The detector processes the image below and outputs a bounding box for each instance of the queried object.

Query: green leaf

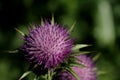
[34,76,38,80]
[14,28,25,36]
[19,71,32,80]
[97,71,107,75]
[68,56,79,64]
[68,21,76,32]
[93,54,101,61]
[29,23,35,29]
[67,56,85,68]
[52,71,56,77]
[68,56,78,62]
[41,17,44,25]
[40,74,47,80]
[4,50,19,54]
[72,44,91,51]
[70,61,85,68]
[71,51,90,56]
[64,67,80,80]
[51,13,54,26]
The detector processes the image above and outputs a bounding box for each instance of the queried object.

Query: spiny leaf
[64,67,80,80]
[19,71,32,80]
[97,71,107,75]
[68,56,81,63]
[93,54,100,61]
[68,57,85,68]
[51,13,54,26]
[14,28,25,36]
[70,61,85,68]
[71,51,90,56]
[41,17,44,25]
[4,50,19,54]
[68,21,76,32]
[29,23,37,30]
[72,44,91,51]
[68,56,78,62]
[60,57,80,68]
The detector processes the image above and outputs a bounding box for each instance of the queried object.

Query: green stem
[48,70,52,80]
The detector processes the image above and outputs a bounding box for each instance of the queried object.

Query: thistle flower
[55,55,97,80]
[21,21,73,69]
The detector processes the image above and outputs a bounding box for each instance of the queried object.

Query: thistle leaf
[29,23,37,30]
[72,44,91,51]
[68,57,85,68]
[19,71,32,80]
[68,56,78,62]
[64,67,80,80]
[97,71,107,75]
[70,61,85,68]
[14,28,25,36]
[51,13,54,26]
[68,21,76,32]
[41,17,44,25]
[4,50,19,54]
[71,51,90,56]
[93,54,100,61]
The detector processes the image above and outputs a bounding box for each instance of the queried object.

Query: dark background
[0,0,120,80]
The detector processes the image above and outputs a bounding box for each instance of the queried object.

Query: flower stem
[48,70,52,80]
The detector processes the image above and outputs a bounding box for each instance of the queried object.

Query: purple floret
[21,22,73,69]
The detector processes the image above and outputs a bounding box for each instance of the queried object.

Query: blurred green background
[0,0,120,80]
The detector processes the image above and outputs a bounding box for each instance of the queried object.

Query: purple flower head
[55,55,97,80]
[21,21,73,69]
